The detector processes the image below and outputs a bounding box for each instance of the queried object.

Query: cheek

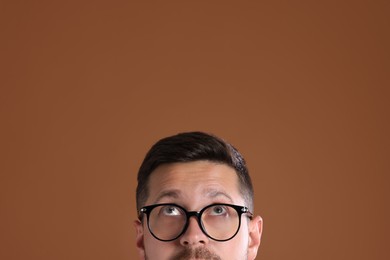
[143,232,177,260]
[228,226,250,253]
[210,229,250,258]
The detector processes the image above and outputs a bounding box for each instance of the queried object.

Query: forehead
[146,161,244,206]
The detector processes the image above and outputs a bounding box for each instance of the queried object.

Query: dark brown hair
[136,132,254,211]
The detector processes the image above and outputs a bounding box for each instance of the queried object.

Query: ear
[134,220,146,260]
[247,215,263,260]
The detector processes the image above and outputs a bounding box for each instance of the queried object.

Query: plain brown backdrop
[1,1,389,259]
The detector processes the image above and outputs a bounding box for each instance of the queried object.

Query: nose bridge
[186,211,204,233]
[188,211,201,223]
[180,210,208,245]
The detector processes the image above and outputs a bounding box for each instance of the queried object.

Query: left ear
[247,215,263,260]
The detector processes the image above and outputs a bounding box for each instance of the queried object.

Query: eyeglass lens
[148,204,240,241]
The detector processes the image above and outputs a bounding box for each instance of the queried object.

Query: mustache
[170,247,221,260]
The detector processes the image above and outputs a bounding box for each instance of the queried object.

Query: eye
[209,205,227,216]
[160,205,182,216]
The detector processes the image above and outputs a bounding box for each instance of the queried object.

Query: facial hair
[169,247,222,260]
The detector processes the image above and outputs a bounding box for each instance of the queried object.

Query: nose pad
[179,215,209,246]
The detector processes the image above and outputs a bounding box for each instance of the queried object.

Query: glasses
[139,203,253,242]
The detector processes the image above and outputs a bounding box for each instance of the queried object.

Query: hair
[136,131,254,212]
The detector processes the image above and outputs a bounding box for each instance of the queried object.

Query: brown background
[1,1,389,259]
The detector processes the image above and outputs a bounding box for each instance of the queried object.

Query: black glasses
[139,203,253,242]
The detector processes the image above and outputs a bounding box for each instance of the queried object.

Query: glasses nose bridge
[183,210,206,237]
[186,210,202,224]
[185,210,206,231]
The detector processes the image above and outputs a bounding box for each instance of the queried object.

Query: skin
[134,161,263,260]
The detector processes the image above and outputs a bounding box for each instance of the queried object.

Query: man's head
[134,132,262,260]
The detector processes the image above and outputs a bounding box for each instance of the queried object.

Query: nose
[179,216,209,246]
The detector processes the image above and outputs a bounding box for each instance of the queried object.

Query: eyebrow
[204,189,234,203]
[153,189,182,204]
[153,188,234,204]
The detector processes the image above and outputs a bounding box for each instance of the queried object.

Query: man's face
[134,161,262,260]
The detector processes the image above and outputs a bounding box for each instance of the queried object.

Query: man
[134,132,263,260]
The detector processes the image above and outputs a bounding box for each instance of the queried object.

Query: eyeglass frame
[139,203,253,242]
